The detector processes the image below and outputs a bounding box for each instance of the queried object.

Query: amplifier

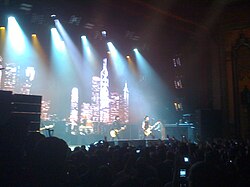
[164,124,195,142]
[0,91,42,131]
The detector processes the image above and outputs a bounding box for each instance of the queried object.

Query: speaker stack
[0,90,42,132]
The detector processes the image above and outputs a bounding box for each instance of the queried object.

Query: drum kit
[78,119,94,135]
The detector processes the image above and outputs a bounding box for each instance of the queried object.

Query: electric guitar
[40,125,54,131]
[110,125,126,138]
[143,123,158,136]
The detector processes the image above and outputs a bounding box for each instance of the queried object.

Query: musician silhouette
[110,116,122,140]
[142,115,155,139]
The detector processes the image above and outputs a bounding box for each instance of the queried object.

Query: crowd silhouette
[1,118,250,186]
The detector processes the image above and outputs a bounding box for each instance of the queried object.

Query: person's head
[188,161,223,187]
[144,116,150,121]
[115,116,120,121]
[33,137,69,168]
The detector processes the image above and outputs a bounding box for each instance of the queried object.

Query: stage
[49,123,196,146]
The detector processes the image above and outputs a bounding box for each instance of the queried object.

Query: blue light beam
[5,16,38,67]
[50,27,72,82]
[7,17,26,54]
[107,42,128,77]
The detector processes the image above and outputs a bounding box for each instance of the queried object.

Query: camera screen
[180,169,186,177]
[136,149,140,153]
[184,157,189,162]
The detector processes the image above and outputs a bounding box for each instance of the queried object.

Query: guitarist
[111,116,122,140]
[142,115,155,139]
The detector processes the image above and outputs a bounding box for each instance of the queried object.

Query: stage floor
[68,138,168,150]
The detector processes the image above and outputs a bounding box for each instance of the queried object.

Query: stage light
[80,30,100,93]
[133,48,138,52]
[50,26,72,80]
[107,41,131,80]
[8,16,15,21]
[133,48,154,76]
[81,35,87,39]
[5,16,38,70]
[81,36,89,54]
[81,34,99,64]
[0,26,6,43]
[81,36,91,55]
[126,54,137,77]
[31,32,47,67]
[51,27,65,51]
[101,30,107,37]
[81,35,87,43]
[55,19,84,62]
[133,47,168,91]
[0,26,5,44]
[7,16,26,54]
[107,42,116,55]
[107,42,119,61]
[47,15,57,29]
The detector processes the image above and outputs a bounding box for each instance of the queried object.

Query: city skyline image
[69,58,129,125]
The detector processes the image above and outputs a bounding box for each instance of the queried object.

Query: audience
[1,119,250,186]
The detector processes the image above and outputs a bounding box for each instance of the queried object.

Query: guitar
[40,125,54,131]
[143,123,158,136]
[110,125,126,138]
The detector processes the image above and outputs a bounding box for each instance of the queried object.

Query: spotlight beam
[7,17,26,54]
[133,49,170,118]
[107,42,127,77]
[55,20,82,65]
[5,16,36,67]
[50,27,73,82]
[81,35,100,73]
